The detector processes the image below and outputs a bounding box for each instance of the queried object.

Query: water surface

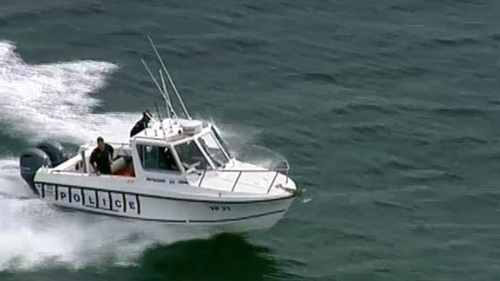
[1,0,500,280]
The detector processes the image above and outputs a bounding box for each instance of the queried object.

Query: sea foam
[0,41,207,271]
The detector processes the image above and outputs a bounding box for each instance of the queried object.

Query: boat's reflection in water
[136,234,280,281]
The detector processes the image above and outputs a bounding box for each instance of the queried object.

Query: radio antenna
[147,35,191,119]
[141,58,177,118]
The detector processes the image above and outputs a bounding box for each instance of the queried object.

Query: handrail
[210,159,290,174]
[197,164,290,194]
[231,171,243,192]
[207,168,289,173]
[266,172,279,194]
[197,169,207,187]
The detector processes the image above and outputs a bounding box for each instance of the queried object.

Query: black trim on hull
[57,206,288,224]
[35,181,295,204]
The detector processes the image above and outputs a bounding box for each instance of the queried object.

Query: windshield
[198,132,229,167]
[175,141,210,172]
[212,127,232,158]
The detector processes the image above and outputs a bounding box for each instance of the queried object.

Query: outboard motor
[37,141,68,167]
[20,148,52,195]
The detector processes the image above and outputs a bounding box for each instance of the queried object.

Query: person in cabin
[90,137,114,175]
[130,110,153,137]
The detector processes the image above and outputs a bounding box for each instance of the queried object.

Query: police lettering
[44,184,140,215]
[129,201,136,210]
[87,196,96,206]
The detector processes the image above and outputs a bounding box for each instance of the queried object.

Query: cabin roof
[130,118,210,146]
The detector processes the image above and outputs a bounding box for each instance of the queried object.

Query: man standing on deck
[90,137,114,175]
[130,110,152,137]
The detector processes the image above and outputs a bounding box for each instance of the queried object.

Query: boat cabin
[129,118,233,178]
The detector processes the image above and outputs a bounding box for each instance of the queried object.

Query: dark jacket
[130,119,149,137]
[90,144,114,174]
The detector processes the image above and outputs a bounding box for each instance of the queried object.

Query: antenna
[159,69,174,128]
[155,102,167,139]
[141,58,178,118]
[147,35,191,120]
[159,69,174,118]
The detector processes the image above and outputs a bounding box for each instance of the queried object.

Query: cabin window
[136,145,179,172]
[198,132,229,167]
[175,141,210,171]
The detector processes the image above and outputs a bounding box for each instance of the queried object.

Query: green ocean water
[1,0,500,280]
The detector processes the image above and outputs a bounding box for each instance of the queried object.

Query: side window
[137,145,179,172]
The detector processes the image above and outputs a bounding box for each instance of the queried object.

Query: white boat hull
[33,181,294,233]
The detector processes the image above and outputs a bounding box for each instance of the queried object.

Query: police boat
[18,38,298,233]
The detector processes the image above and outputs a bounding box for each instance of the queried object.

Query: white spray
[0,41,209,271]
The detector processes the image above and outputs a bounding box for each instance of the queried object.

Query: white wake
[0,41,207,271]
[0,41,137,143]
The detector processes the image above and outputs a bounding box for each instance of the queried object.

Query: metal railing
[196,165,290,194]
